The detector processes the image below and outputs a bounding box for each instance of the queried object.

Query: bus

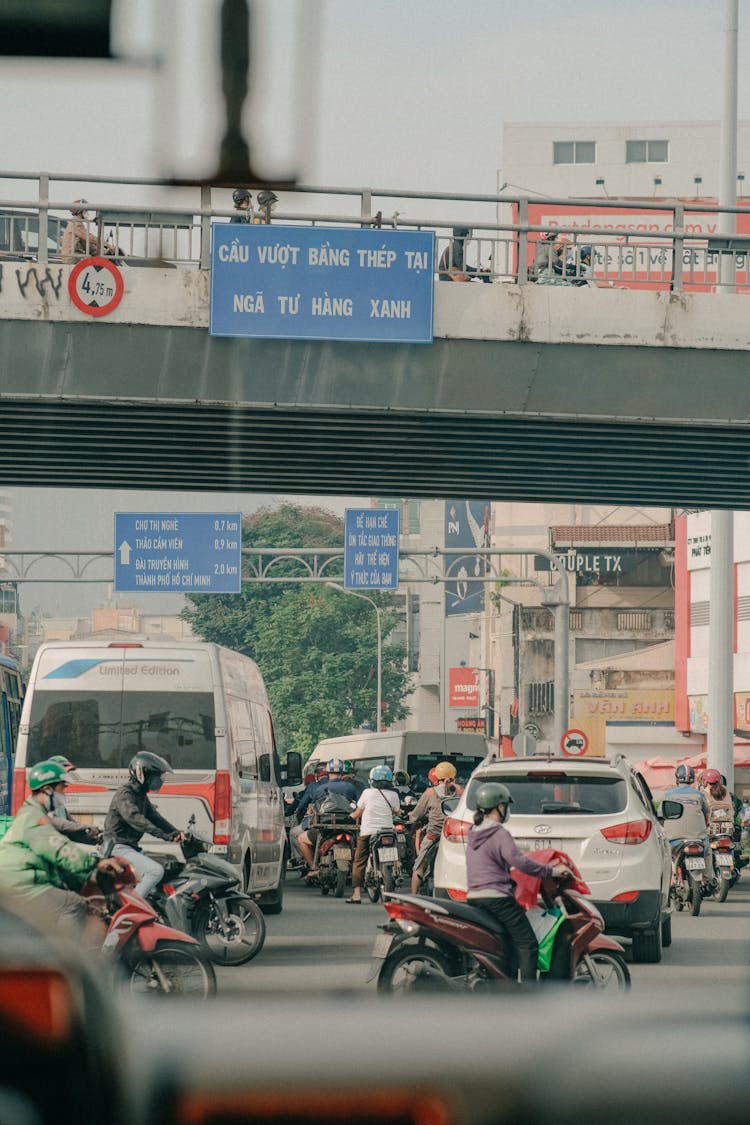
[0,653,24,815]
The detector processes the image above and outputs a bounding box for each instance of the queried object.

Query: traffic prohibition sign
[68,256,124,317]
[560,728,589,756]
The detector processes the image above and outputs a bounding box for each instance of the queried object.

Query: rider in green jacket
[0,759,121,942]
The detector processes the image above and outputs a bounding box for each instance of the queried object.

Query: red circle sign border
[560,728,589,756]
[68,256,124,317]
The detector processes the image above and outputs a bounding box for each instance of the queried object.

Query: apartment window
[553,140,596,165]
[626,139,669,163]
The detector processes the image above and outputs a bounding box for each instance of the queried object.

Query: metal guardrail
[3,170,750,292]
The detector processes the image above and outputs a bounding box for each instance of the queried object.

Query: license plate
[517,838,563,852]
[333,846,351,861]
[715,853,734,866]
[685,857,705,870]
[378,847,399,863]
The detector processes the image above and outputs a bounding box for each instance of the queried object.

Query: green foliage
[181,505,412,758]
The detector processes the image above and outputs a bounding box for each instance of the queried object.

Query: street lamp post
[326,583,382,729]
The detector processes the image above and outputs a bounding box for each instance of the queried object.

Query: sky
[1,0,748,619]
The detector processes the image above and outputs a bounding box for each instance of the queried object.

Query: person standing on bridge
[438,227,491,282]
[61,200,102,262]
[231,188,255,223]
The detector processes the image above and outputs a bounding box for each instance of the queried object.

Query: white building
[502,120,750,200]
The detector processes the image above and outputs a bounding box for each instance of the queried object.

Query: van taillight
[11,768,26,814]
[213,770,232,845]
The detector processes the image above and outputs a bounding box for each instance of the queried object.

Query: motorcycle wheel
[194,899,266,966]
[573,952,630,993]
[334,868,348,898]
[124,943,216,998]
[717,875,731,903]
[377,945,454,995]
[689,876,702,916]
[382,864,395,894]
[365,864,380,903]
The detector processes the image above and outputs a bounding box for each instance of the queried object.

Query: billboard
[449,666,479,708]
[444,500,491,616]
[517,199,750,293]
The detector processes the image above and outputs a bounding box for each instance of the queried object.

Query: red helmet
[703,768,721,785]
[428,767,439,787]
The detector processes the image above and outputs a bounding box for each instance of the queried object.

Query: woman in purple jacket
[466,782,570,983]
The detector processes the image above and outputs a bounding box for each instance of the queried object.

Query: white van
[307,730,491,792]
[12,639,287,913]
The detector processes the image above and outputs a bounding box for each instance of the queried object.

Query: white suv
[433,754,678,963]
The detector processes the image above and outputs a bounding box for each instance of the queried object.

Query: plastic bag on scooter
[526,905,565,973]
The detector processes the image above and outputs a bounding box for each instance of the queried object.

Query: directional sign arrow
[119,540,132,565]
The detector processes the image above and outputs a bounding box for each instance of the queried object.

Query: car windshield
[465,772,628,815]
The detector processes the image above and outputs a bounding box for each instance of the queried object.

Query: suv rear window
[466,772,627,815]
[26,690,216,770]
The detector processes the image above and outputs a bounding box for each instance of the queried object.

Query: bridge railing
[3,170,750,292]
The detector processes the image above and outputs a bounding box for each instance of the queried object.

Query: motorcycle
[670,838,705,916]
[363,826,403,903]
[150,820,266,966]
[82,861,216,998]
[313,814,359,898]
[369,873,630,995]
[706,808,738,902]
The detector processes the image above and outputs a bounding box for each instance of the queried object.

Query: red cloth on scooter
[512,848,589,909]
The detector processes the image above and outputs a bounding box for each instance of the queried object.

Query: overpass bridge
[1,172,750,506]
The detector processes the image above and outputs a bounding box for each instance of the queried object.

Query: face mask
[52,790,68,813]
[37,789,54,812]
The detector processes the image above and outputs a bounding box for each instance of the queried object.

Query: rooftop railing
[2,170,750,293]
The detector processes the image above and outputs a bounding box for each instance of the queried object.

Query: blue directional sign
[344,508,400,590]
[210,224,434,343]
[114,513,242,594]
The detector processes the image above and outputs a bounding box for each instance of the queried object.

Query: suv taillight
[600,819,652,845]
[213,770,232,845]
[443,817,470,842]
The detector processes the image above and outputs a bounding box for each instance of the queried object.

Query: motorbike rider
[662,764,713,881]
[466,782,571,983]
[346,764,401,903]
[343,759,366,797]
[293,758,360,878]
[102,751,184,899]
[408,762,463,894]
[0,759,125,943]
[43,754,102,844]
[703,768,734,824]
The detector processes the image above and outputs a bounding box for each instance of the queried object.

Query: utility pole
[708,0,739,791]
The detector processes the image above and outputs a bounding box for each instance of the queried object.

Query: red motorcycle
[83,861,217,998]
[369,867,630,995]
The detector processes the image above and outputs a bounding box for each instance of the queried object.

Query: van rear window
[407,754,485,792]
[26,690,216,770]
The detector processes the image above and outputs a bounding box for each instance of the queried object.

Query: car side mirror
[441,796,460,815]
[660,798,683,821]
[284,751,303,787]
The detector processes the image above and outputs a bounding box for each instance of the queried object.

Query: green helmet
[28,760,69,791]
[343,760,354,772]
[49,754,75,772]
[474,782,513,813]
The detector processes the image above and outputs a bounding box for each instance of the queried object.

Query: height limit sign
[344,508,399,590]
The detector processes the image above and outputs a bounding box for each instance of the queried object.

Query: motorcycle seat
[433,898,512,939]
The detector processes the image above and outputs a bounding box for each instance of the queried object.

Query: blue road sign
[114,513,242,594]
[210,224,434,343]
[344,508,399,590]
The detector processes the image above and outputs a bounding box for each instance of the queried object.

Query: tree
[181,505,412,757]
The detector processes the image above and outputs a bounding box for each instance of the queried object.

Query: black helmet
[257,189,278,208]
[675,764,695,785]
[474,781,513,813]
[233,188,252,206]
[453,226,470,239]
[129,751,173,790]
